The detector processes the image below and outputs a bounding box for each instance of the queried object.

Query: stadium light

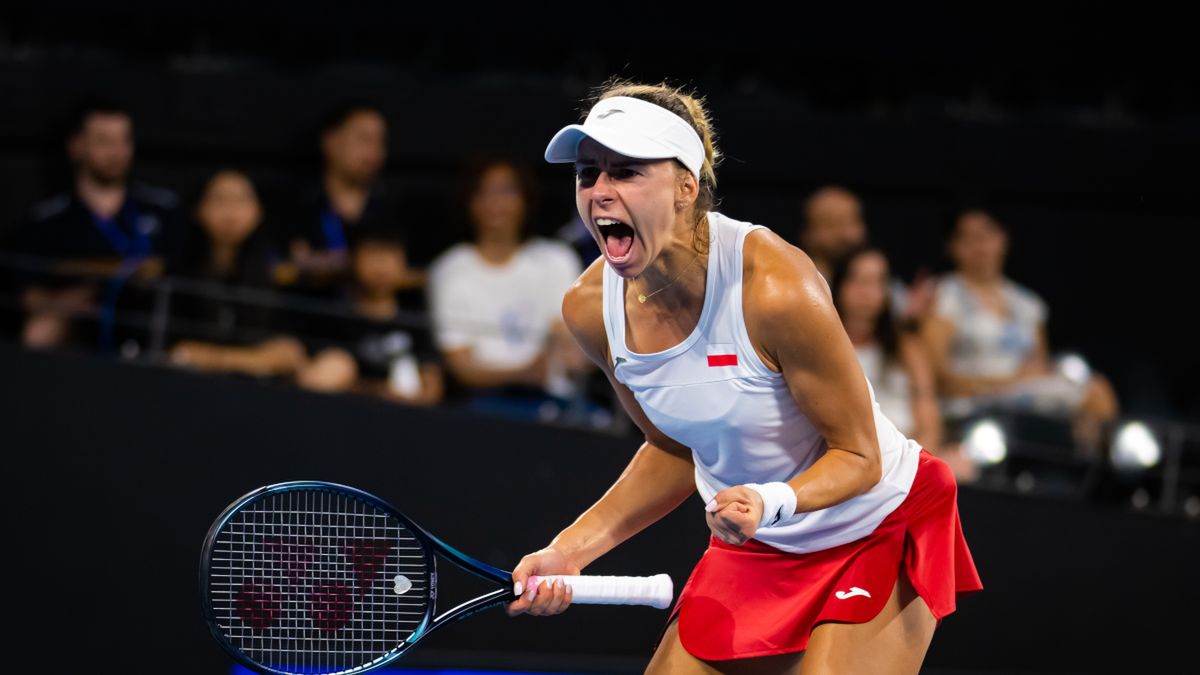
[963,418,1007,466]
[1056,352,1092,385]
[1110,421,1162,471]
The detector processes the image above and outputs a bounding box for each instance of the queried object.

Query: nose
[588,169,617,204]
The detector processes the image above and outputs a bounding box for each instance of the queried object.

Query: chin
[93,168,129,185]
[606,255,649,278]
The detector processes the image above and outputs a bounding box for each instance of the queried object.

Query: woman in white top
[830,246,941,451]
[427,156,590,416]
[921,209,1119,451]
[505,79,981,674]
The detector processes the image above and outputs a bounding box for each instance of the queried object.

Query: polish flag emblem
[707,343,738,367]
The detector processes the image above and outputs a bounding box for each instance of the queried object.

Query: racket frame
[200,480,516,675]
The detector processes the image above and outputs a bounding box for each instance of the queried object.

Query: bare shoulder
[742,226,834,321]
[561,255,611,369]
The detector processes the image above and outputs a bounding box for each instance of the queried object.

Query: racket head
[200,481,437,675]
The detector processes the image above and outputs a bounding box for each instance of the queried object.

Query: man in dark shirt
[2,100,179,353]
[282,103,408,291]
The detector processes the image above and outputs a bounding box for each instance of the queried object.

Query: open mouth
[596,218,635,260]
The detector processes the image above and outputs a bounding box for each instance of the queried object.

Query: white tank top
[602,211,922,554]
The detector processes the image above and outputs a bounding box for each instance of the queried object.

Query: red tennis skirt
[655,448,983,660]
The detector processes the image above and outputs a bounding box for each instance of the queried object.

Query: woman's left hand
[705,486,764,545]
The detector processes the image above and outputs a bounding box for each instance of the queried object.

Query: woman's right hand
[504,547,580,617]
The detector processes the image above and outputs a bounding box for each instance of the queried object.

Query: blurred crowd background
[1,7,1196,517]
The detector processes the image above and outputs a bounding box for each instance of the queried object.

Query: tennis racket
[200,481,673,675]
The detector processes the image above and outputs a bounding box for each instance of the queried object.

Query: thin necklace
[636,252,703,304]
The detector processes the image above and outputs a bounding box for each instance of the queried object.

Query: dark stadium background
[1,6,1195,674]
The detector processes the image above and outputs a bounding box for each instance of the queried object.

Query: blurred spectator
[283,103,413,289]
[165,170,306,378]
[294,227,443,406]
[4,99,179,352]
[831,246,943,451]
[921,208,1120,453]
[800,185,936,324]
[427,156,589,420]
[801,186,866,280]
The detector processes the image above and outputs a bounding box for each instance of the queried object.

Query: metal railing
[1,250,1196,517]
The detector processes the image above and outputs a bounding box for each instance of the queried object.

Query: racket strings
[207,489,431,674]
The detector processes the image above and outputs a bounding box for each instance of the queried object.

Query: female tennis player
[506,79,983,674]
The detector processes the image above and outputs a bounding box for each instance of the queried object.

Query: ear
[675,167,699,209]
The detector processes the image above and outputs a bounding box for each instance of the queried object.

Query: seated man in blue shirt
[281,103,412,293]
[3,99,179,353]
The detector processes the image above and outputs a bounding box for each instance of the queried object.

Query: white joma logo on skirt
[835,586,871,600]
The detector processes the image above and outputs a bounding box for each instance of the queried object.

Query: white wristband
[743,482,797,529]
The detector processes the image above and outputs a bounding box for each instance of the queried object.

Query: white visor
[544,95,704,181]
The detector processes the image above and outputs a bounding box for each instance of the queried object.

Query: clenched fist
[704,485,764,546]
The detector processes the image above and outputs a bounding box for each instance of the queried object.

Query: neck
[76,173,126,218]
[325,169,369,195]
[632,214,709,306]
[475,232,520,264]
[354,292,397,319]
[960,268,1001,285]
[210,244,238,275]
[324,171,370,220]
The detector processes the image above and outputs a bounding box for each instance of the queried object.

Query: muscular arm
[544,261,696,571]
[506,262,696,614]
[706,232,888,543]
[751,233,882,511]
[551,436,696,570]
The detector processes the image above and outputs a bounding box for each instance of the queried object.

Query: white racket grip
[526,574,673,609]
